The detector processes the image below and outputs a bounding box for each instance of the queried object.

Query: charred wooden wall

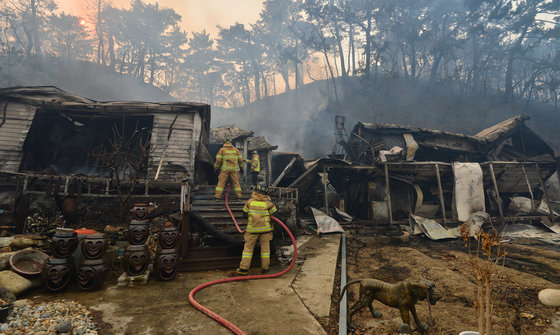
[149,111,207,182]
[0,101,36,172]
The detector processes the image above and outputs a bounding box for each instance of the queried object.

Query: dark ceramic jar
[43,257,74,292]
[77,258,108,291]
[159,226,179,249]
[127,220,150,245]
[154,248,178,281]
[50,228,78,258]
[122,244,150,276]
[130,203,149,220]
[81,233,109,260]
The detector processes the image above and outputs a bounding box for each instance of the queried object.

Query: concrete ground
[39,234,341,335]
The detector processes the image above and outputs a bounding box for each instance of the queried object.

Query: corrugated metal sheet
[0,102,36,172]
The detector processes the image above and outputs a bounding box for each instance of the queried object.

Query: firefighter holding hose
[236,185,277,275]
[214,138,244,201]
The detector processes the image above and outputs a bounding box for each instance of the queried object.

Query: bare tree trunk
[335,26,346,77]
[485,277,492,335]
[428,52,442,87]
[96,0,105,65]
[410,42,416,83]
[30,0,41,56]
[253,67,261,100]
[364,11,372,77]
[323,50,339,103]
[401,47,409,81]
[281,68,291,91]
[149,51,156,85]
[505,27,528,102]
[261,72,268,98]
[478,280,484,335]
[108,33,116,71]
[22,24,34,57]
[347,24,354,76]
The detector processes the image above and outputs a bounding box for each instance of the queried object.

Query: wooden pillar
[557,158,560,210]
[323,166,329,214]
[384,163,393,224]
[434,163,447,227]
[536,163,555,222]
[521,164,535,212]
[63,177,69,195]
[267,150,272,185]
[243,139,248,188]
[489,163,505,225]
[180,177,190,259]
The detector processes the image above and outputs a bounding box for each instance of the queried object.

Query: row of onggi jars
[43,228,109,291]
[43,203,180,292]
[122,203,180,281]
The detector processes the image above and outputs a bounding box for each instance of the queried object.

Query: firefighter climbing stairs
[190,185,251,240]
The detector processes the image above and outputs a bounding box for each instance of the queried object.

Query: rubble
[0,300,98,335]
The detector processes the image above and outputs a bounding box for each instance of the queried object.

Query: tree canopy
[1,0,559,110]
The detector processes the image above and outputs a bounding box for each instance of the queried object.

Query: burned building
[312,115,560,227]
[0,86,210,183]
[0,86,211,232]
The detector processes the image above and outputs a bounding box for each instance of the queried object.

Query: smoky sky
[56,0,265,35]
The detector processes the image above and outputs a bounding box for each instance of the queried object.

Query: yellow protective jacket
[249,154,260,172]
[214,142,243,172]
[243,192,277,233]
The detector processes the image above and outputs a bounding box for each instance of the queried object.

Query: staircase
[190,185,252,241]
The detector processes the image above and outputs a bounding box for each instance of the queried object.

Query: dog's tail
[331,279,363,303]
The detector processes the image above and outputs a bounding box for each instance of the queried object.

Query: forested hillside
[216,76,560,158]
[1,0,559,157]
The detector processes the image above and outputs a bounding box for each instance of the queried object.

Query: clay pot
[154,248,178,281]
[122,244,150,276]
[50,228,78,258]
[42,257,74,292]
[130,203,149,220]
[127,220,150,245]
[9,249,49,278]
[77,258,108,291]
[81,233,109,260]
[159,226,179,249]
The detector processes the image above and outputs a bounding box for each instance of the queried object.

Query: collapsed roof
[210,125,253,143]
[345,115,556,164]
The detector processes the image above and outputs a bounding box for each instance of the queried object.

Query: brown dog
[333,278,442,333]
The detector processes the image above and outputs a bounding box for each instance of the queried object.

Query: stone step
[201,217,247,226]
[194,212,245,220]
[191,207,244,213]
[191,194,251,201]
[191,200,246,206]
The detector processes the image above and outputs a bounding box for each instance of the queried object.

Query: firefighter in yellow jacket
[247,150,260,186]
[236,185,277,275]
[214,139,244,200]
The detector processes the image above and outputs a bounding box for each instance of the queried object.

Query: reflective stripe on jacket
[243,192,277,233]
[214,142,243,171]
[250,155,260,172]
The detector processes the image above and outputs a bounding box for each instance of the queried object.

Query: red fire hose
[188,184,298,335]
[225,184,245,234]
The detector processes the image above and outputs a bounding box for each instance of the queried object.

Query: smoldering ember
[1,1,560,335]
